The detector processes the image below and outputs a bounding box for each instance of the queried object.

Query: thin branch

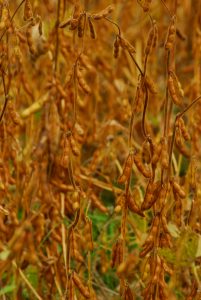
[104,17,121,36]
[0,72,8,123]
[128,51,144,76]
[142,82,149,138]
[12,261,42,300]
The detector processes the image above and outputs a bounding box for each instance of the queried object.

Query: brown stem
[128,51,144,76]
[0,72,8,123]
[142,82,149,138]
[160,0,173,17]
[104,17,121,36]
[164,51,170,137]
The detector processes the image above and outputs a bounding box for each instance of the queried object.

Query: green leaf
[176,228,198,266]
[159,228,199,267]
[25,266,38,289]
[158,247,176,264]
[167,223,180,238]
[0,284,16,296]
[0,249,10,261]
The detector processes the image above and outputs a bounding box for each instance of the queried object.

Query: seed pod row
[88,16,96,39]
[144,21,157,57]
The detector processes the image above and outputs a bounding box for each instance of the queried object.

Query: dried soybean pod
[187,280,198,300]
[73,2,81,20]
[118,151,134,184]
[68,273,75,300]
[124,284,134,300]
[175,127,190,158]
[152,140,162,167]
[165,16,176,50]
[91,194,108,213]
[152,255,162,283]
[71,230,84,263]
[128,195,145,217]
[173,192,182,227]
[161,215,170,237]
[114,194,124,213]
[113,35,120,58]
[144,24,155,56]
[60,135,70,168]
[26,23,36,56]
[152,23,158,48]
[168,74,182,106]
[92,5,114,20]
[133,151,151,178]
[150,214,160,237]
[171,71,184,98]
[142,139,151,164]
[88,16,96,39]
[161,139,169,169]
[143,0,152,12]
[111,238,123,268]
[175,200,182,227]
[133,82,144,113]
[85,218,94,251]
[0,5,9,30]
[38,17,43,36]
[117,238,123,265]
[161,259,173,275]
[78,13,85,38]
[140,241,154,258]
[70,18,79,30]
[7,101,22,126]
[59,18,71,28]
[119,37,136,53]
[158,285,167,300]
[72,272,90,299]
[24,0,33,21]
[145,76,157,94]
[141,181,159,211]
[48,100,60,154]
[178,117,190,141]
[76,66,91,94]
[171,180,186,198]
[111,240,119,268]
[69,135,80,157]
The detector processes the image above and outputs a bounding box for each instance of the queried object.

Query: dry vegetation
[0,0,201,299]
